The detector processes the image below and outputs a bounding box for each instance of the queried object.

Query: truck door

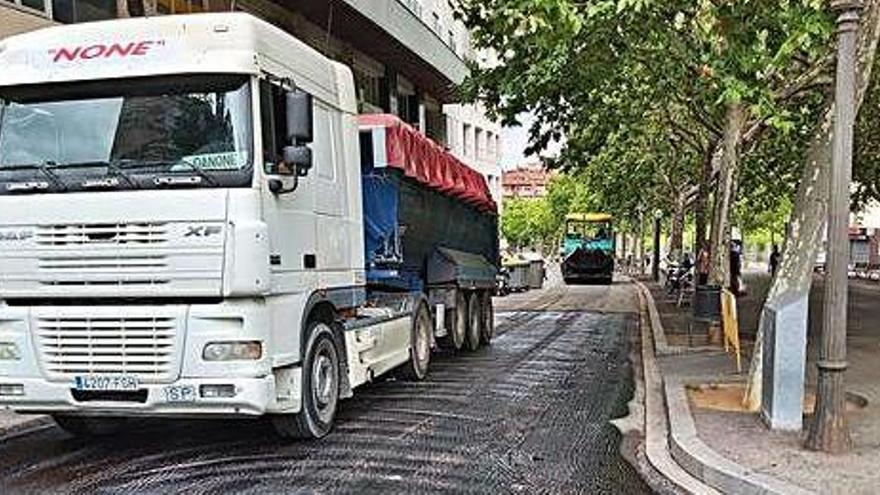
[259,80,317,293]
[311,103,351,278]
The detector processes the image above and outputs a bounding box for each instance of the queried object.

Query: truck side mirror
[283,145,312,176]
[286,90,313,144]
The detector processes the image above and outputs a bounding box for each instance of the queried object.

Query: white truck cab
[0,13,498,439]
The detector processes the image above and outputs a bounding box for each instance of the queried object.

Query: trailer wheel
[480,291,494,345]
[272,321,340,440]
[442,290,467,351]
[52,415,127,437]
[402,300,432,380]
[465,292,482,351]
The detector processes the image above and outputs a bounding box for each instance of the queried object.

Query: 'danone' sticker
[175,151,249,171]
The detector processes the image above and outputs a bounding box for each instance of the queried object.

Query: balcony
[275,0,468,102]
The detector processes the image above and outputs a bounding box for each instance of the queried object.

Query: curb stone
[664,376,814,495]
[635,284,719,495]
[639,282,719,356]
[635,281,815,495]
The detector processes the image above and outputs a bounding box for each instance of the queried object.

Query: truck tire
[443,290,467,351]
[480,291,494,345]
[52,415,127,437]
[402,300,432,380]
[465,292,481,352]
[272,321,340,440]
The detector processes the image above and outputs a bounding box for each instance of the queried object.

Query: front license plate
[74,375,139,391]
[163,385,197,403]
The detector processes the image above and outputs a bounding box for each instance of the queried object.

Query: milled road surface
[0,281,649,494]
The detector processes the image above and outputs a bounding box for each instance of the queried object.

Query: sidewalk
[641,274,880,494]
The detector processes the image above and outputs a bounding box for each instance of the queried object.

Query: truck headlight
[202,341,262,361]
[0,342,21,361]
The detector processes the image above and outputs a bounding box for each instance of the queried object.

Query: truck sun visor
[357,114,498,215]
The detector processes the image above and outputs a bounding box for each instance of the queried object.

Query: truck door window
[259,80,287,174]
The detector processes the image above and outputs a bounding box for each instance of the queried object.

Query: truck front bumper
[0,376,279,417]
[0,300,302,418]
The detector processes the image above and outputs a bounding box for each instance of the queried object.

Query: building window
[475,128,484,160]
[52,0,116,23]
[447,29,456,51]
[463,123,473,158]
[3,0,49,15]
[352,67,382,112]
[431,12,441,34]
[485,131,493,160]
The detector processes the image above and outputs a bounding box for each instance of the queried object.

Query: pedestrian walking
[696,246,710,286]
[769,244,781,277]
[729,240,744,295]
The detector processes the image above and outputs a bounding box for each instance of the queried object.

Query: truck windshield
[0,74,253,193]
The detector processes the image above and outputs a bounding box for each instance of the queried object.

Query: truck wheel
[272,322,340,440]
[402,301,432,380]
[480,291,494,345]
[440,291,466,350]
[452,290,467,350]
[52,415,127,437]
[465,292,481,351]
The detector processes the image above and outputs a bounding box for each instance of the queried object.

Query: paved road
[0,281,649,494]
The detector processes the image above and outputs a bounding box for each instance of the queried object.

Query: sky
[500,113,562,170]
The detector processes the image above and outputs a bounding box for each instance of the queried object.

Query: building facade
[444,103,503,205]
[502,162,554,199]
[0,0,503,195]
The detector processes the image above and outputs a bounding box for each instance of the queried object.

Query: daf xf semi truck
[0,13,499,439]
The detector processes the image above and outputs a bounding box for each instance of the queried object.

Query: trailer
[0,13,498,439]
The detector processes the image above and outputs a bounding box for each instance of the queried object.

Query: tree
[744,0,880,412]
[500,197,557,252]
[453,1,836,265]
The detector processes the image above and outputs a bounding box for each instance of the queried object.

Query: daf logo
[184,225,222,238]
[0,229,33,242]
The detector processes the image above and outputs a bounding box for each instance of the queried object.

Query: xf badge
[184,225,222,237]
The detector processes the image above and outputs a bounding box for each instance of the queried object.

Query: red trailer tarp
[358,114,498,214]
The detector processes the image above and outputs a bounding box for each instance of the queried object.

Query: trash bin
[506,262,530,292]
[527,259,545,289]
[693,285,722,322]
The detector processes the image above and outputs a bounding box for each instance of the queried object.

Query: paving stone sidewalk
[648,273,880,494]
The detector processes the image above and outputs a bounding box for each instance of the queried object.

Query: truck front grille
[37,254,171,287]
[36,222,169,246]
[36,316,178,382]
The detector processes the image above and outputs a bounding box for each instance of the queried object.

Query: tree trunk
[743,0,880,412]
[116,0,130,17]
[694,144,716,252]
[638,214,646,276]
[670,192,686,260]
[708,102,745,287]
[143,0,158,16]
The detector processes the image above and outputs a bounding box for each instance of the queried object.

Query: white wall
[444,102,503,207]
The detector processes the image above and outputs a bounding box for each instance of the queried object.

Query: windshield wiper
[161,159,218,187]
[61,160,140,189]
[2,161,69,192]
[107,158,219,187]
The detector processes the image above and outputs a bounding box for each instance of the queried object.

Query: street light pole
[652,210,662,282]
[806,0,861,454]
